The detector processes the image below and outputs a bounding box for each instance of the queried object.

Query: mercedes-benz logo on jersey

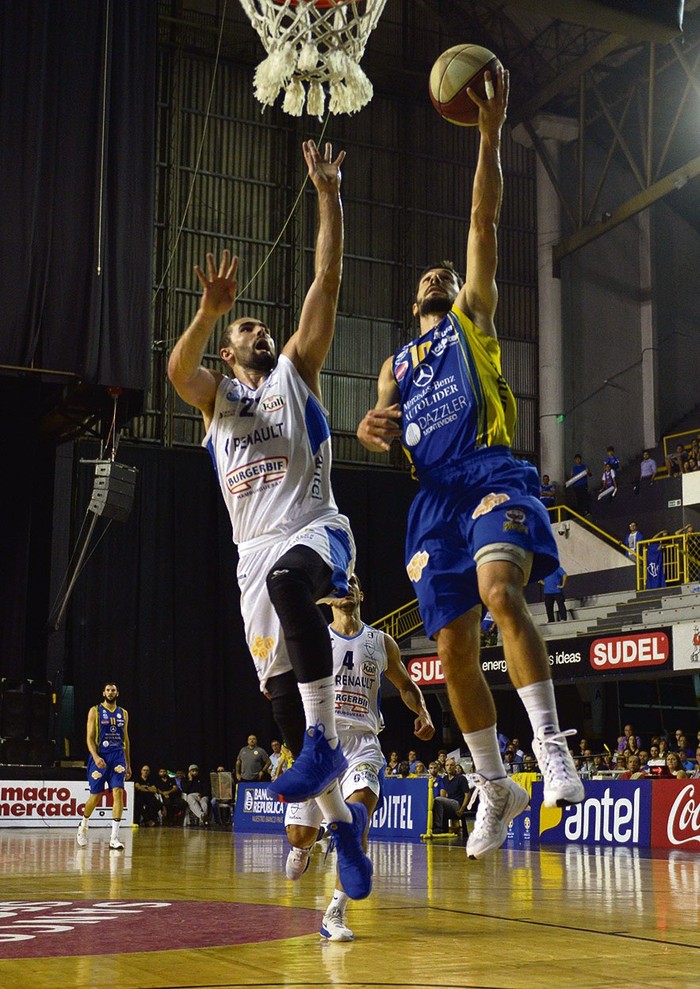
[413,363,434,387]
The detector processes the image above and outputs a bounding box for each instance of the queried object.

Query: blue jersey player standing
[357,64,583,859]
[77,681,132,850]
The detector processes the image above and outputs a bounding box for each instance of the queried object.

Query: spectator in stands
[590,753,610,774]
[617,755,649,780]
[154,767,187,825]
[539,473,556,509]
[624,735,641,759]
[540,566,568,623]
[599,463,617,500]
[134,765,161,827]
[435,750,448,772]
[603,446,620,472]
[384,750,400,777]
[182,764,211,824]
[268,739,284,779]
[682,456,698,474]
[658,737,670,760]
[617,724,642,752]
[666,443,689,477]
[689,746,700,778]
[432,757,470,834]
[235,734,270,782]
[413,761,428,776]
[522,753,538,773]
[428,761,444,800]
[569,454,592,515]
[396,760,414,778]
[663,752,688,779]
[626,521,643,557]
[503,750,517,775]
[634,450,657,493]
[407,749,420,772]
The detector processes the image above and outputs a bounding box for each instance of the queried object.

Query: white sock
[111,819,122,838]
[298,677,339,747]
[517,679,560,737]
[463,726,506,781]
[79,816,89,830]
[327,888,349,915]
[315,780,352,824]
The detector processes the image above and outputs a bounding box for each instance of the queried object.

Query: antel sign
[590,631,669,671]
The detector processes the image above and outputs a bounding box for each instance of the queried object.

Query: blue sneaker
[328,803,373,901]
[267,723,347,803]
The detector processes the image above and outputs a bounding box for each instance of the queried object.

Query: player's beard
[418,293,452,317]
[247,349,276,373]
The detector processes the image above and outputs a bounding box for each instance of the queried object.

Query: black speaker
[0,737,55,766]
[0,680,30,739]
[28,680,54,740]
[88,461,137,522]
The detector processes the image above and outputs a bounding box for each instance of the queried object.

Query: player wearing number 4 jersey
[284,573,434,941]
[168,140,373,900]
[357,65,583,859]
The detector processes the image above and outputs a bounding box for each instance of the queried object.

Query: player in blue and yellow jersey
[76,681,131,850]
[357,64,583,859]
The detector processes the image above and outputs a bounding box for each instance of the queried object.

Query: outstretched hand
[467,63,509,133]
[194,250,239,319]
[303,139,345,192]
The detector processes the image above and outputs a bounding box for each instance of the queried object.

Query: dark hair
[418,260,464,288]
[102,681,118,691]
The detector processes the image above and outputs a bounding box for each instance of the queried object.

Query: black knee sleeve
[265,670,306,757]
[266,547,333,683]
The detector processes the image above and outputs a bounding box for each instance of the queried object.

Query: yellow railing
[663,427,700,462]
[547,505,629,555]
[636,531,700,590]
[373,598,423,641]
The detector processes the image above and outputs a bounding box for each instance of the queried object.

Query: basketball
[429,44,502,126]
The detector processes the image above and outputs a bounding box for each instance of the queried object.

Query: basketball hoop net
[238,0,388,118]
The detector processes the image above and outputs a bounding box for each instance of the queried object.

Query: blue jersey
[94,703,126,754]
[392,306,517,480]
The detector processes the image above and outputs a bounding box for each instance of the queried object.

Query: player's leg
[476,550,583,809]
[435,609,529,858]
[109,782,126,849]
[77,760,108,845]
[266,528,354,804]
[322,744,380,941]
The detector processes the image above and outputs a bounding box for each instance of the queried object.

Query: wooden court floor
[0,825,698,989]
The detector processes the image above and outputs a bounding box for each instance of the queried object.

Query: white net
[238,0,388,118]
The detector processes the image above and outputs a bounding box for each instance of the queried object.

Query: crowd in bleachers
[382,723,700,788]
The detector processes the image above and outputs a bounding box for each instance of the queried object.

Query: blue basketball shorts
[87,748,127,794]
[405,446,559,638]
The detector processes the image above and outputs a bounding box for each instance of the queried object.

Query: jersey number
[240,397,258,418]
[342,650,354,671]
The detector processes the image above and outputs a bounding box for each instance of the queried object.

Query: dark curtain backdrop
[62,442,418,773]
[0,0,155,387]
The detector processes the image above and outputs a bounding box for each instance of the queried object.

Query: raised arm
[454,65,509,339]
[356,356,403,453]
[283,140,345,398]
[384,634,435,741]
[167,251,239,430]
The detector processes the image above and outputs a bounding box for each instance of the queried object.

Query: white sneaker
[109,836,125,850]
[320,906,354,942]
[76,826,88,847]
[465,774,529,859]
[533,727,586,808]
[285,846,311,880]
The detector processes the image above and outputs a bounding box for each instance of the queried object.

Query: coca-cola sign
[652,779,700,849]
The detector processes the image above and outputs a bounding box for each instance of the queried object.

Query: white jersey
[202,355,338,549]
[331,622,389,736]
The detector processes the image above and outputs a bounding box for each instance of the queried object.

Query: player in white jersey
[167,140,371,901]
[284,573,434,941]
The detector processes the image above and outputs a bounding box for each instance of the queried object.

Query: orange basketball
[429,44,502,126]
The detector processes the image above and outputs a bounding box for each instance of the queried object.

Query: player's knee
[286,824,317,848]
[480,579,521,624]
[266,565,314,635]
